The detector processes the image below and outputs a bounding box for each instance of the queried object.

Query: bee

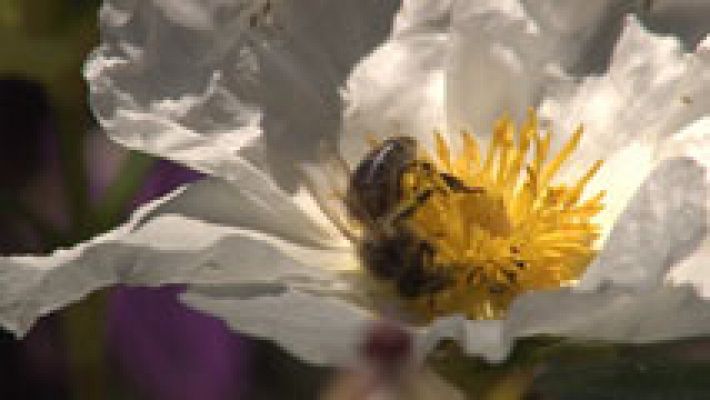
[345,137,482,298]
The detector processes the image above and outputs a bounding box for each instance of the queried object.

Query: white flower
[2,0,710,366]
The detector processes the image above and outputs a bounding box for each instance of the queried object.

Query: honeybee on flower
[1,0,710,368]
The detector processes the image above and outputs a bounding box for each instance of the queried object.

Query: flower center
[384,111,604,320]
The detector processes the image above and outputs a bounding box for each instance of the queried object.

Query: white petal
[447,0,626,138]
[87,0,398,184]
[506,285,710,348]
[669,236,710,297]
[114,215,352,289]
[180,287,372,366]
[340,0,450,165]
[392,0,453,35]
[415,316,508,363]
[147,176,348,249]
[0,175,356,336]
[579,157,707,291]
[341,0,620,160]
[417,285,710,363]
[543,16,709,165]
[543,19,710,290]
[540,16,710,228]
[657,117,710,295]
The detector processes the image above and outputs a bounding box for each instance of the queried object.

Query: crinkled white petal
[415,284,710,363]
[505,285,710,353]
[147,176,348,249]
[180,287,372,366]
[670,236,710,297]
[341,0,625,164]
[0,176,355,337]
[578,157,707,291]
[541,16,709,158]
[657,117,710,295]
[392,0,453,35]
[446,0,628,138]
[447,0,545,137]
[87,0,398,184]
[340,0,449,165]
[415,316,508,363]
[540,17,710,231]
[520,0,625,39]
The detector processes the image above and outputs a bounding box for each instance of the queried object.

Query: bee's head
[345,136,417,223]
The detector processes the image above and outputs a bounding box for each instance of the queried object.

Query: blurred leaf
[0,193,66,247]
[533,355,710,399]
[91,151,155,231]
[429,337,622,399]
[0,0,101,239]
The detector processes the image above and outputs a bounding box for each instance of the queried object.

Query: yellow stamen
[400,112,605,320]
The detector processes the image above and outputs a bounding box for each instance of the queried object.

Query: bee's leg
[380,187,434,231]
[405,160,484,194]
[418,241,451,295]
[438,173,484,194]
[419,240,435,268]
[404,160,435,175]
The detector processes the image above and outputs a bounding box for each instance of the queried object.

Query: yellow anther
[400,112,605,320]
